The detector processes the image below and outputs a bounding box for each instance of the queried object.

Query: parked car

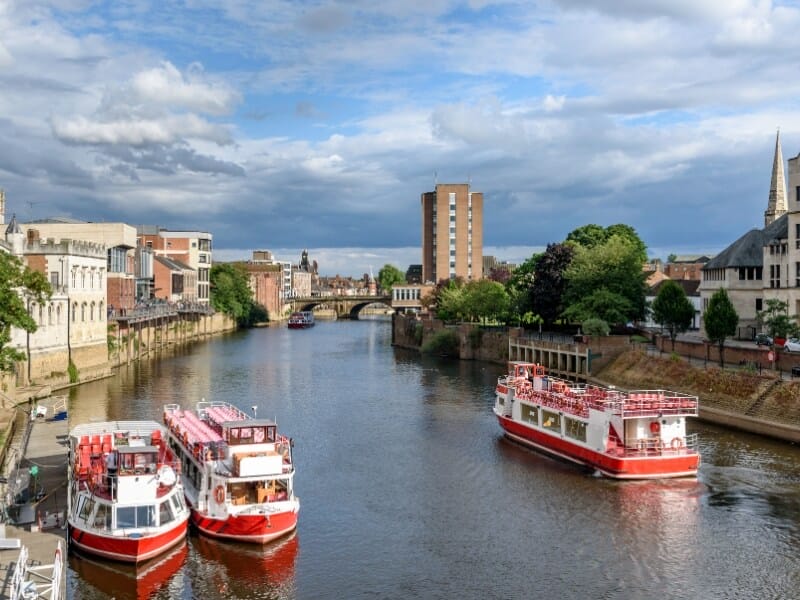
[755,333,773,346]
[783,338,800,352]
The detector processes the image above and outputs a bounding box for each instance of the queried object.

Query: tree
[562,288,633,325]
[210,263,256,326]
[605,224,648,263]
[0,252,51,373]
[758,298,800,340]
[461,279,510,324]
[704,288,739,367]
[563,235,647,323]
[377,264,405,293]
[652,280,695,350]
[565,224,607,249]
[505,253,540,321]
[530,243,574,327]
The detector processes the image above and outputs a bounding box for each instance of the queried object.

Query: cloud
[130,61,240,115]
[52,114,234,146]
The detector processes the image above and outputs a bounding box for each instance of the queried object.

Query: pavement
[0,396,69,599]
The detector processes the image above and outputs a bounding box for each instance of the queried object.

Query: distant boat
[163,400,300,544]
[493,362,700,479]
[67,421,190,563]
[288,311,315,329]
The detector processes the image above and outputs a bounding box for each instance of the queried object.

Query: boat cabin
[221,419,277,446]
[117,445,159,476]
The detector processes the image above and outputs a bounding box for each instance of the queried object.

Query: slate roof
[154,255,194,271]
[5,214,22,235]
[650,278,701,296]
[703,213,787,270]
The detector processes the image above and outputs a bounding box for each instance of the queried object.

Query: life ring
[649,421,661,435]
[670,437,683,450]
[214,484,225,504]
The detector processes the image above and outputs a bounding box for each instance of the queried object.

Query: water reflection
[67,539,188,600]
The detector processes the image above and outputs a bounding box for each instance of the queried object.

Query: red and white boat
[288,311,315,329]
[67,421,190,563]
[163,400,300,543]
[493,362,700,479]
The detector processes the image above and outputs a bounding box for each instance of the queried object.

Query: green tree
[0,252,51,373]
[652,280,695,350]
[605,224,648,263]
[530,243,574,327]
[377,264,405,293]
[435,282,466,323]
[565,224,607,249]
[758,298,800,340]
[210,263,256,326]
[704,288,739,367]
[505,253,540,321]
[461,279,510,324]
[563,235,647,323]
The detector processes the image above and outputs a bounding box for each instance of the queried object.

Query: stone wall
[653,336,791,371]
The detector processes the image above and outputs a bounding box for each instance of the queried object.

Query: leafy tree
[436,284,466,323]
[563,235,647,323]
[565,224,607,249]
[0,252,51,373]
[667,253,677,263]
[210,263,256,326]
[505,253,540,321]
[421,277,464,316]
[530,243,574,327]
[562,288,633,325]
[377,264,406,293]
[582,317,610,336]
[758,298,800,340]
[704,288,739,367]
[605,224,648,263]
[652,280,695,350]
[461,279,510,324]
[487,266,512,285]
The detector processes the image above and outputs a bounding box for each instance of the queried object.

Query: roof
[27,216,87,224]
[4,214,21,235]
[154,255,194,271]
[670,254,713,263]
[650,279,701,296]
[703,214,787,270]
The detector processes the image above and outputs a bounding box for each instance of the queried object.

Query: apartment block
[421,183,483,284]
[137,226,213,303]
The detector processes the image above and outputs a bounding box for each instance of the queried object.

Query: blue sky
[2,0,800,276]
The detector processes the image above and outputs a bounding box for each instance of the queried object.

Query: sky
[2,1,800,276]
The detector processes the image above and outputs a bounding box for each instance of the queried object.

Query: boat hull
[497,414,699,479]
[68,520,188,563]
[190,507,298,544]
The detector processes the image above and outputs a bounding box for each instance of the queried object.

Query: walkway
[0,396,68,599]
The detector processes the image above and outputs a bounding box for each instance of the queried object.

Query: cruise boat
[67,421,190,563]
[163,400,300,543]
[288,311,314,329]
[493,362,700,479]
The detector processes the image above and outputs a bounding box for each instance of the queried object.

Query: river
[65,320,800,599]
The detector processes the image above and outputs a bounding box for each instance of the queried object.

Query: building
[392,284,435,314]
[664,255,713,280]
[21,218,137,312]
[699,131,790,337]
[152,255,197,302]
[240,258,283,319]
[5,210,108,385]
[137,226,213,304]
[405,264,422,284]
[645,279,701,330]
[421,183,483,283]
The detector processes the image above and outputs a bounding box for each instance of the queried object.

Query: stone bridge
[289,295,392,319]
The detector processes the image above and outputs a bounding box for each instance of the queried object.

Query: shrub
[421,329,460,357]
[582,318,610,337]
[67,360,79,384]
[413,323,424,346]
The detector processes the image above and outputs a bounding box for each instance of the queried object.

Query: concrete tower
[5,213,24,255]
[0,189,5,227]
[765,130,787,226]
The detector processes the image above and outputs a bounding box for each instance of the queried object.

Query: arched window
[99,301,105,321]
[90,271,94,289]
[56,304,62,325]
[81,271,86,288]
[81,303,86,322]
[38,304,43,325]
[72,302,77,322]
[90,302,96,321]
[48,304,53,326]
[71,270,77,288]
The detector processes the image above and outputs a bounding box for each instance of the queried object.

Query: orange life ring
[670,437,683,450]
[649,421,661,435]
[214,484,225,504]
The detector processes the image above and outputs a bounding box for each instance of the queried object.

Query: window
[521,404,538,425]
[541,410,561,433]
[107,247,127,273]
[146,240,153,248]
[756,298,763,312]
[50,272,59,287]
[564,417,587,442]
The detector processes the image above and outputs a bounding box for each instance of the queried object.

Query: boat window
[541,410,561,433]
[521,404,538,425]
[159,500,173,525]
[564,418,587,442]
[172,494,186,513]
[93,503,111,530]
[137,505,156,528]
[267,426,276,442]
[117,506,136,528]
[253,427,265,443]
[78,497,94,522]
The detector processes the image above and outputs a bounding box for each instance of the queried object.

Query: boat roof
[222,418,277,428]
[117,445,158,454]
[70,420,163,437]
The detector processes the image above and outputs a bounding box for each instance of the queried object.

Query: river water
[65,320,800,599]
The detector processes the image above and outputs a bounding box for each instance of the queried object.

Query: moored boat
[288,311,314,329]
[67,421,190,563]
[163,400,300,543]
[493,362,700,479]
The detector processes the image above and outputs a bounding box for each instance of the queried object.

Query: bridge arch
[289,295,392,319]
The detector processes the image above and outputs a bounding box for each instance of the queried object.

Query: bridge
[288,295,392,319]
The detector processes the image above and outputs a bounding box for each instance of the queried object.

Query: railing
[112,301,214,321]
[621,433,699,455]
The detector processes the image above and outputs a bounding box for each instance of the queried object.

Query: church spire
[765,129,787,226]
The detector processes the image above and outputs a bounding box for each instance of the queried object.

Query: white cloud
[131,61,240,115]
